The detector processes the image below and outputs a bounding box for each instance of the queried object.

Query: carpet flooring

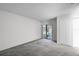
[0,39,79,56]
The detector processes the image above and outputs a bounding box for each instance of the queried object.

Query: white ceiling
[0,3,78,21]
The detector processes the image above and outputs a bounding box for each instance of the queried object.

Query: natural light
[73,18,79,47]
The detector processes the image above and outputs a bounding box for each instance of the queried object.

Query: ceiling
[0,3,78,21]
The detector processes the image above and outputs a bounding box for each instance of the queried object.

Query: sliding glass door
[42,24,52,40]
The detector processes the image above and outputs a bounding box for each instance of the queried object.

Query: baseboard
[0,38,41,52]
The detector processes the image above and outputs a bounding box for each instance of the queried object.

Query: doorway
[42,24,52,40]
[42,24,57,43]
[41,17,57,43]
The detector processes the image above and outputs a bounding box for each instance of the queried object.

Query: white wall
[57,6,79,47]
[0,10,41,51]
[57,13,73,46]
[72,6,79,47]
[73,17,79,47]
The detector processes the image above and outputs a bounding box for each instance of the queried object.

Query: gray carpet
[0,39,79,56]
